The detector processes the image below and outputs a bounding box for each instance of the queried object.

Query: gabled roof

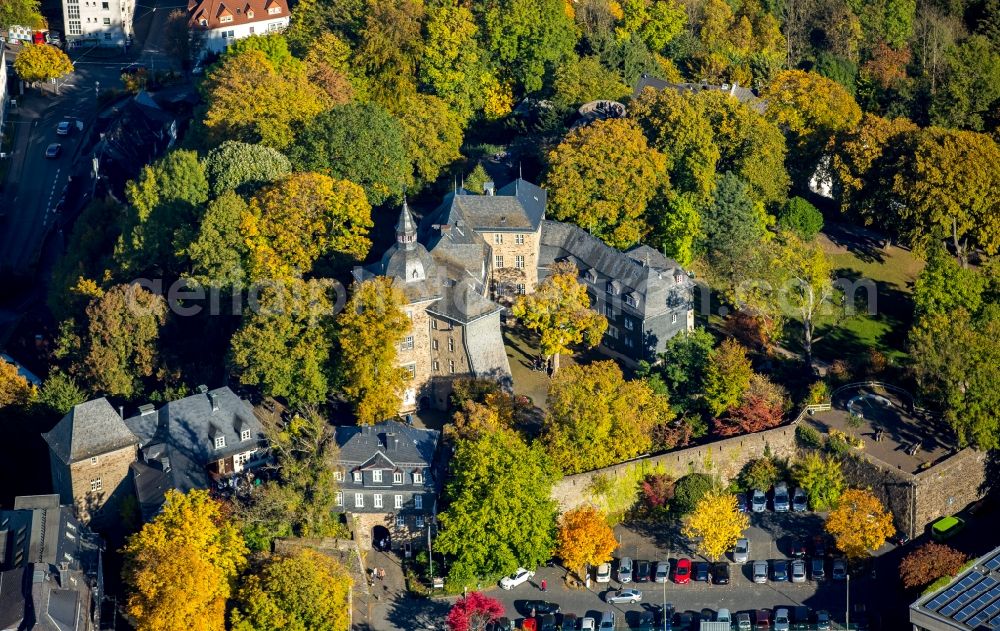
[427,179,546,233]
[336,421,438,468]
[633,74,766,114]
[43,398,139,465]
[187,0,288,29]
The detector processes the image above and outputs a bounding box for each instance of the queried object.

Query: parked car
[789,539,807,558]
[773,482,790,512]
[500,567,534,589]
[560,614,577,630]
[792,487,808,512]
[488,618,514,631]
[522,618,538,631]
[791,559,806,583]
[654,561,669,583]
[852,603,870,631]
[694,561,710,582]
[718,609,732,623]
[673,558,691,584]
[737,612,752,631]
[752,489,767,512]
[636,611,655,631]
[580,617,596,631]
[772,559,789,582]
[734,538,750,564]
[812,536,827,558]
[522,601,560,616]
[815,610,831,631]
[774,608,790,631]
[606,589,642,604]
[810,557,826,581]
[793,607,811,630]
[931,515,966,542]
[753,560,768,583]
[539,614,557,631]
[635,559,651,582]
[595,563,612,583]
[755,609,771,630]
[712,562,731,585]
[737,492,749,513]
[45,143,62,159]
[56,120,72,135]
[599,611,615,631]
[617,556,633,583]
[832,558,847,580]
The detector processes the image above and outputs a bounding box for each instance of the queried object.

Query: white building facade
[188,0,289,58]
[62,0,135,48]
[0,48,8,144]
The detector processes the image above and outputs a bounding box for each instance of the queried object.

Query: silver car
[654,561,669,583]
[751,489,767,512]
[617,556,633,583]
[775,608,791,631]
[734,538,750,564]
[793,487,808,512]
[774,482,790,512]
[599,611,615,631]
[753,560,768,583]
[606,588,642,604]
[791,558,806,583]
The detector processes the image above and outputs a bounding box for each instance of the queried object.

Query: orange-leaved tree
[556,506,618,579]
[825,488,894,559]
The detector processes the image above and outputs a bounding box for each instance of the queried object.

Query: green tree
[232,550,351,631]
[672,472,719,515]
[221,33,298,69]
[80,284,166,398]
[703,338,753,417]
[793,453,846,510]
[0,0,45,30]
[930,35,1000,131]
[202,141,291,197]
[435,428,559,587]
[354,0,424,104]
[511,261,608,371]
[773,232,836,366]
[740,457,780,492]
[551,55,630,109]
[653,193,701,267]
[464,163,490,195]
[395,93,464,188]
[179,192,249,289]
[544,361,674,473]
[545,118,667,248]
[419,2,487,120]
[13,43,73,85]
[618,0,687,53]
[912,245,986,320]
[700,172,769,271]
[778,197,824,240]
[653,327,715,414]
[290,103,410,206]
[35,371,86,416]
[336,278,410,425]
[478,0,577,92]
[243,173,373,281]
[230,279,337,405]
[123,489,247,631]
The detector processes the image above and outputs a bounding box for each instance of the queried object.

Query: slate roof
[336,421,438,468]
[633,74,766,113]
[425,179,546,233]
[0,568,26,630]
[43,398,139,465]
[93,92,177,197]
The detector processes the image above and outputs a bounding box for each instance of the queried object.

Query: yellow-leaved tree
[682,490,749,561]
[0,360,34,408]
[336,277,411,425]
[825,488,895,559]
[511,260,607,372]
[123,489,248,631]
[13,43,73,85]
[556,506,619,579]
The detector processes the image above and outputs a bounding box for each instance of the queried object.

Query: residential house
[92,91,177,197]
[187,0,289,58]
[62,0,135,48]
[334,421,441,551]
[632,74,766,113]
[0,495,104,631]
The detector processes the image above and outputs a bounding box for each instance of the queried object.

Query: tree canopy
[13,44,73,84]
[556,506,618,577]
[825,488,895,558]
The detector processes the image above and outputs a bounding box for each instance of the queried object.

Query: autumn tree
[202,141,291,198]
[899,543,968,590]
[683,491,750,561]
[0,0,45,31]
[436,428,559,588]
[556,506,618,577]
[231,550,351,631]
[419,2,488,120]
[13,43,73,85]
[353,0,424,104]
[478,0,577,93]
[793,453,846,510]
[825,488,895,558]
[446,592,505,631]
[336,278,410,425]
[0,360,33,408]
[447,389,527,442]
[290,103,410,206]
[230,279,337,405]
[511,261,607,371]
[179,192,249,290]
[302,33,356,103]
[80,283,166,398]
[702,339,753,417]
[544,361,673,473]
[201,49,331,150]
[714,374,788,436]
[123,489,247,631]
[551,55,630,109]
[773,232,836,366]
[739,458,780,492]
[395,93,464,188]
[545,119,667,249]
[243,173,373,281]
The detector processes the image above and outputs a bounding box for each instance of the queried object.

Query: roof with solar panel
[910,547,1000,631]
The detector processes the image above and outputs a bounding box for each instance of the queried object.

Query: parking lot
[490,512,874,629]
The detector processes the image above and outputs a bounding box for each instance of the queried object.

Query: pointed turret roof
[396,200,417,247]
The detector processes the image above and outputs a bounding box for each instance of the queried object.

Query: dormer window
[246,8,253,17]
[214,435,225,449]
[625,293,638,308]
[220,13,232,22]
[373,469,382,483]
[334,470,344,482]
[393,471,403,484]
[240,429,251,441]
[586,268,598,283]
[413,471,423,484]
[267,5,280,13]
[353,471,363,483]
[607,280,621,295]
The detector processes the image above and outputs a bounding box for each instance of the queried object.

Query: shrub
[900,543,968,590]
[807,381,831,405]
[739,458,780,492]
[778,196,824,240]
[673,473,719,515]
[796,424,823,449]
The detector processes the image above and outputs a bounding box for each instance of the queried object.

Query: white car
[581,617,596,631]
[753,560,768,584]
[499,567,534,590]
[791,558,807,583]
[595,562,612,583]
[734,538,750,564]
[774,482,790,512]
[751,489,767,512]
[774,607,791,631]
[717,609,732,623]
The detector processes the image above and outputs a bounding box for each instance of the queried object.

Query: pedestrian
[540,579,547,592]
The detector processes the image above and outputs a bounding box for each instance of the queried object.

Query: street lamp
[662,579,667,631]
[846,572,850,630]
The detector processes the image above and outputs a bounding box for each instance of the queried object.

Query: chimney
[58,561,70,587]
[138,403,155,417]
[484,181,495,195]
[208,391,219,412]
[119,406,125,419]
[197,384,208,394]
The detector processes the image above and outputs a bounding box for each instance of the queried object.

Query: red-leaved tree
[899,543,968,589]
[446,591,505,631]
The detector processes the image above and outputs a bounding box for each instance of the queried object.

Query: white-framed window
[395,514,405,528]
[373,470,382,483]
[401,335,414,350]
[607,326,618,339]
[241,429,252,441]
[605,305,613,317]
[353,471,363,483]
[220,13,232,22]
[433,360,440,371]
[416,515,425,528]
[432,339,438,351]
[355,493,364,507]
[625,294,637,308]
[515,234,525,245]
[517,283,526,294]
[68,21,81,34]
[335,491,343,506]
[671,313,678,324]
[449,360,456,374]
[413,472,423,484]
[404,364,416,380]
[90,478,102,492]
[394,494,403,509]
[374,494,383,508]
[624,318,634,331]
[394,471,403,484]
[267,4,280,13]
[266,21,283,31]
[448,337,454,352]
[214,436,225,449]
[247,9,254,18]
[235,452,250,466]
[515,255,525,269]
[494,234,503,244]
[334,470,344,481]
[414,495,423,510]
[494,255,504,268]
[90,456,98,465]
[431,319,438,330]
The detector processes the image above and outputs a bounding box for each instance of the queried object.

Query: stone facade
[551,424,799,513]
[483,227,542,298]
[350,511,429,552]
[51,443,137,525]
[399,300,435,412]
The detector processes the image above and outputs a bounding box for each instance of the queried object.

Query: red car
[672,558,691,584]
